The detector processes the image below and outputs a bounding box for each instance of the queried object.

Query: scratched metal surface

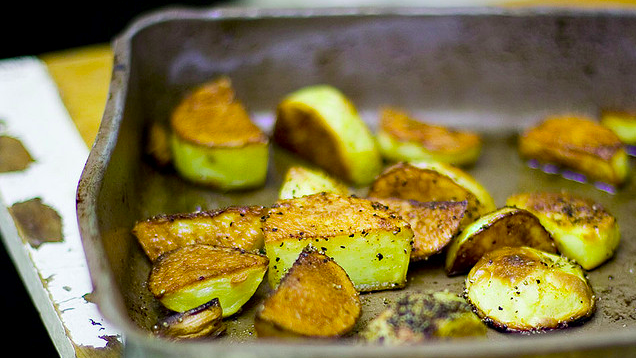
[77,6,636,358]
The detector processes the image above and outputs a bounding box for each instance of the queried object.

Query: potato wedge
[148,244,268,317]
[376,107,482,166]
[170,77,269,190]
[368,161,495,225]
[278,165,349,200]
[152,298,225,340]
[255,245,361,338]
[600,109,636,145]
[370,197,467,261]
[465,246,595,332]
[273,85,382,186]
[362,290,487,344]
[506,192,620,270]
[445,207,557,276]
[132,206,266,261]
[518,115,629,186]
[263,192,413,292]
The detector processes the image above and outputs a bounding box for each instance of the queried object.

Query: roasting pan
[76,6,636,358]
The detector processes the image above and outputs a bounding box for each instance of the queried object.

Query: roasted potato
[518,115,629,186]
[362,290,487,344]
[445,207,557,276]
[370,197,467,261]
[273,85,382,186]
[255,245,361,338]
[148,244,268,317]
[368,161,495,225]
[263,192,413,292]
[506,192,620,270]
[465,246,595,332]
[132,206,266,261]
[152,298,225,340]
[600,109,636,146]
[278,165,349,200]
[376,107,482,166]
[170,77,269,190]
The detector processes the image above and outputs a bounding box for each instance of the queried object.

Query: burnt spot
[0,135,34,172]
[9,197,63,248]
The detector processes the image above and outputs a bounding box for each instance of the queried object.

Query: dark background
[1,1,230,59]
[1,1,227,356]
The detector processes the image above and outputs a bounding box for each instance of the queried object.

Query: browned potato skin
[255,246,361,338]
[518,115,627,186]
[153,298,225,340]
[370,197,467,261]
[445,208,557,276]
[148,244,268,300]
[368,162,486,225]
[170,77,268,147]
[132,206,266,261]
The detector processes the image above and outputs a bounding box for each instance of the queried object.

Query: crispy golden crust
[466,246,595,332]
[371,198,466,261]
[170,77,268,147]
[132,206,267,261]
[445,207,556,276]
[263,192,406,243]
[368,162,489,224]
[518,115,627,185]
[148,244,268,298]
[506,192,614,230]
[379,107,481,155]
[255,246,361,337]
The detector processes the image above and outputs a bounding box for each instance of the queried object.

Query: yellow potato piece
[466,246,595,332]
[278,165,349,200]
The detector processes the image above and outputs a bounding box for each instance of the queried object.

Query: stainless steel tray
[76,6,636,358]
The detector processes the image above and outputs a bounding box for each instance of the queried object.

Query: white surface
[0,57,121,355]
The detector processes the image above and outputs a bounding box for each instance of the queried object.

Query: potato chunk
[600,109,636,145]
[370,197,467,261]
[148,244,268,317]
[132,206,266,261]
[445,207,557,276]
[170,77,269,190]
[368,161,495,225]
[465,246,595,332]
[152,298,225,340]
[506,192,620,270]
[361,290,487,344]
[273,85,382,186]
[518,115,629,186]
[376,107,482,166]
[255,246,361,338]
[263,192,413,292]
[278,165,349,200]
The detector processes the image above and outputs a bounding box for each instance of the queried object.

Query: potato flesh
[466,246,595,332]
[362,291,486,344]
[376,107,482,166]
[132,206,266,261]
[368,161,495,225]
[371,197,466,261]
[273,85,382,186]
[278,165,349,200]
[518,115,629,186]
[445,207,556,276]
[148,244,268,317]
[255,247,361,337]
[169,77,269,190]
[601,110,636,145]
[506,192,620,270]
[263,192,413,292]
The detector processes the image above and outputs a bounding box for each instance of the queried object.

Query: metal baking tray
[76,6,636,358]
